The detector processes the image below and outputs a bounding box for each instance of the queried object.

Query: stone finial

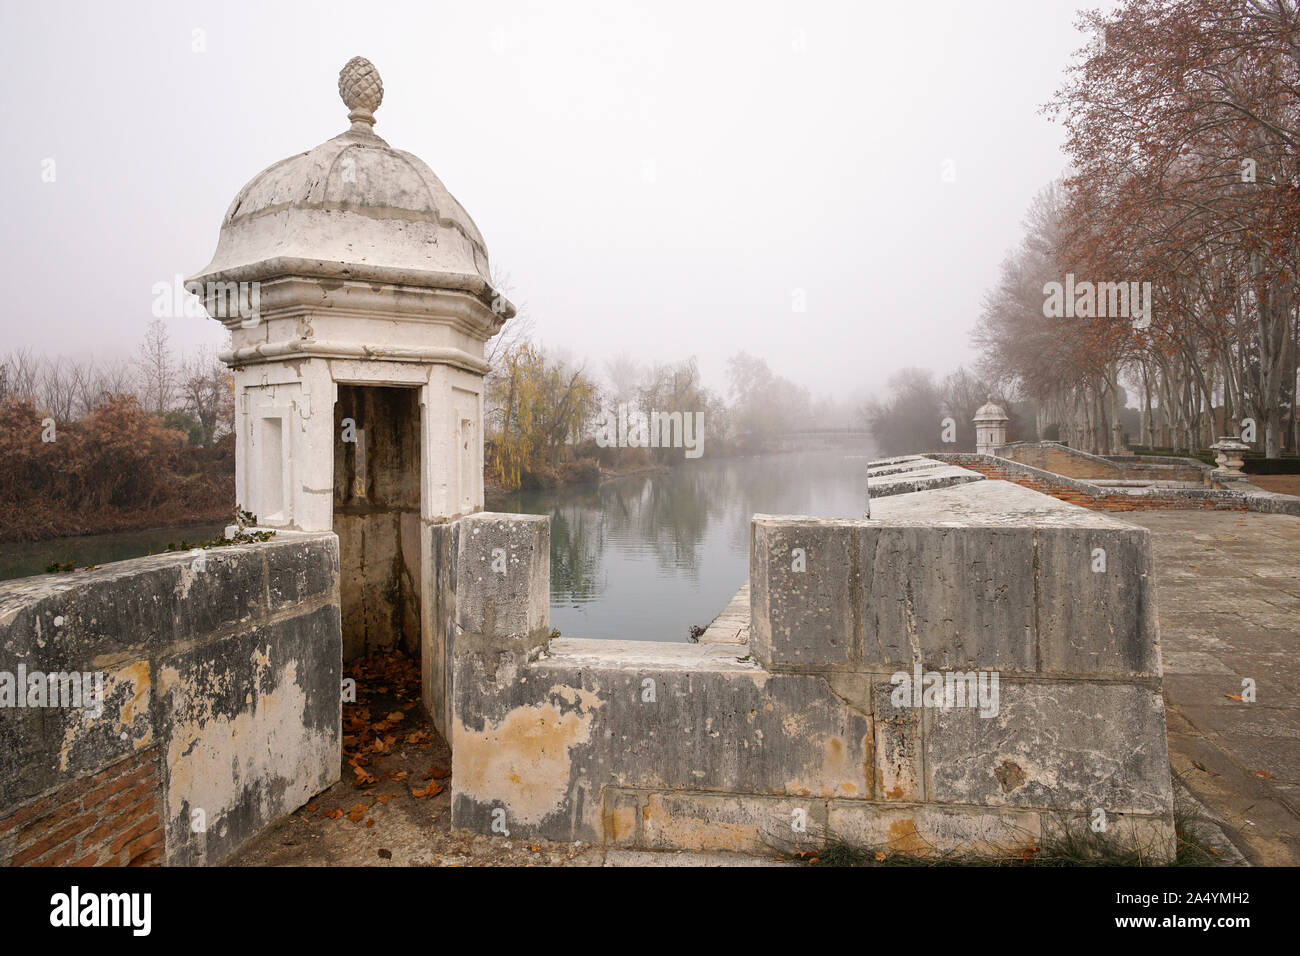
[339,56,384,129]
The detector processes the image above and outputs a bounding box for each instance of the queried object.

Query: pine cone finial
[338,57,384,129]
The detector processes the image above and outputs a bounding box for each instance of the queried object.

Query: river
[501,450,872,641]
[0,451,872,642]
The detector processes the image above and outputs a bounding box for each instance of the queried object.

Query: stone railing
[0,533,342,866]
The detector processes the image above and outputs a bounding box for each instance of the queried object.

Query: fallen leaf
[375,793,399,805]
[412,782,445,799]
[366,818,375,828]
[1225,693,1244,701]
[1256,770,1274,779]
[874,850,887,862]
[425,765,452,780]
[323,809,344,820]
[347,803,370,823]
[530,844,542,853]
[305,804,319,813]
[378,849,392,860]
[386,711,405,723]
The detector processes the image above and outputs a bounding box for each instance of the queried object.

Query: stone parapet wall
[933,452,1300,516]
[0,533,342,866]
[448,487,1177,861]
[992,442,1210,484]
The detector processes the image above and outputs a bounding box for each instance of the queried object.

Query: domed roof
[191,57,494,291]
[973,395,1009,422]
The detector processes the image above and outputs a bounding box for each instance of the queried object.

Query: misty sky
[0,0,1110,403]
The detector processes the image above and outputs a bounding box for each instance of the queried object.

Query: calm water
[501,451,872,642]
[0,522,229,582]
[0,451,871,643]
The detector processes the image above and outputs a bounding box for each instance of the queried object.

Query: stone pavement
[1127,511,1300,865]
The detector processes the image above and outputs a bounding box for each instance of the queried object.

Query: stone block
[266,534,339,611]
[925,680,1173,815]
[1035,526,1158,676]
[158,604,341,866]
[862,525,1036,672]
[750,516,857,669]
[635,791,827,855]
[826,801,1042,857]
[454,513,550,645]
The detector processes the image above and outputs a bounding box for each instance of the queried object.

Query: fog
[0,0,1106,401]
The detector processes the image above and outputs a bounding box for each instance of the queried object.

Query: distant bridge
[769,428,875,452]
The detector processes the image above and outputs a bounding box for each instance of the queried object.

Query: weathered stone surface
[607,790,828,855]
[874,678,924,801]
[160,604,341,866]
[173,548,265,640]
[867,464,986,497]
[0,533,342,866]
[448,479,1177,863]
[750,516,857,668]
[454,512,550,645]
[826,802,1041,857]
[1035,526,1159,676]
[925,681,1173,815]
[452,640,873,843]
[862,525,1037,671]
[267,531,341,610]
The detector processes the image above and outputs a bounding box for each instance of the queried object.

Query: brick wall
[998,443,1120,480]
[0,748,162,867]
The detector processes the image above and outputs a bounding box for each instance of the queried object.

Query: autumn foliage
[978,0,1300,457]
[0,394,233,541]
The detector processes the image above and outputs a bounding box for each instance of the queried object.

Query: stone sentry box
[448,480,1176,861]
[187,57,515,669]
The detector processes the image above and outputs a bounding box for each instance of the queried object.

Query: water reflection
[502,450,872,642]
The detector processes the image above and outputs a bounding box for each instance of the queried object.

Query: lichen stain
[453,684,601,825]
[642,799,753,852]
[116,660,152,739]
[58,659,153,771]
[887,817,926,854]
[602,802,637,844]
[785,735,866,797]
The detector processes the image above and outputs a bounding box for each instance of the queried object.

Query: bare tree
[135,319,177,414]
[178,348,233,445]
[38,356,76,421]
[0,349,40,403]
